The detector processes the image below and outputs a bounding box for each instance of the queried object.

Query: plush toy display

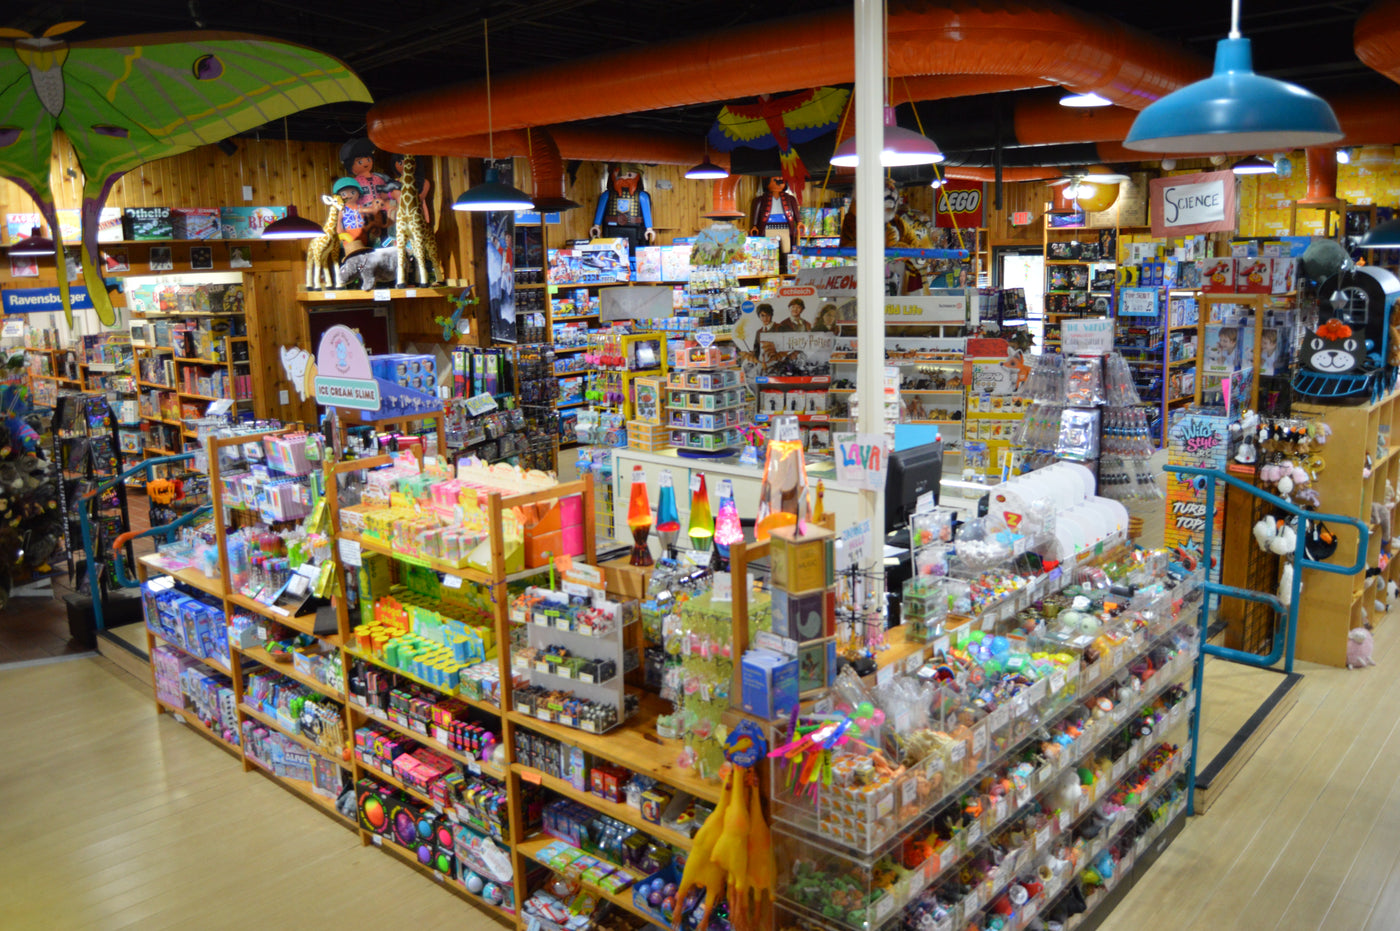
[589,163,654,251]
[1347,621,1376,668]
[339,246,399,291]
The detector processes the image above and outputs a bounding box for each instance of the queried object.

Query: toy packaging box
[219,206,287,239]
[172,208,222,240]
[122,207,172,240]
[1199,258,1235,293]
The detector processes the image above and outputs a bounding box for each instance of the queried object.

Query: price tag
[1112,759,1126,782]
[990,706,1009,732]
[1029,679,1048,703]
[690,474,702,493]
[1050,671,1066,695]
[906,653,925,675]
[949,741,967,765]
[373,288,392,302]
[371,834,382,846]
[433,870,444,883]
[712,571,733,603]
[966,821,983,847]
[964,887,981,914]
[1036,826,1051,850]
[993,796,1007,821]
[467,760,482,776]
[1067,659,1081,682]
[877,663,894,686]
[900,777,918,807]
[443,574,463,589]
[876,794,894,817]
[774,416,800,443]
[338,538,361,567]
[924,753,944,778]
[323,291,337,300]
[971,723,987,756]
[873,895,894,922]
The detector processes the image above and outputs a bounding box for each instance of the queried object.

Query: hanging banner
[933,181,985,228]
[1150,170,1236,237]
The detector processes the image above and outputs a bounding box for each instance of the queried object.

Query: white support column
[854,0,886,535]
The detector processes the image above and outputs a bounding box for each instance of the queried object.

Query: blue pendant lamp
[453,18,535,213]
[1124,0,1342,153]
[1359,220,1400,249]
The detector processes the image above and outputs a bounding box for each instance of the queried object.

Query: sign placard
[883,294,965,325]
[1150,170,1237,237]
[2,286,94,315]
[313,324,381,411]
[833,433,891,491]
[1061,317,1115,354]
[933,181,985,228]
[1118,287,1160,317]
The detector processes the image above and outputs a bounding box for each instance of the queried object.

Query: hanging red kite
[707,87,849,200]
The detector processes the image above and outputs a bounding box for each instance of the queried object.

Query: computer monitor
[884,438,943,534]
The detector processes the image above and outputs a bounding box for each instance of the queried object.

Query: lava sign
[934,181,985,228]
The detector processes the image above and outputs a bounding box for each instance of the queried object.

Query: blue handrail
[1165,464,1369,816]
[75,452,205,626]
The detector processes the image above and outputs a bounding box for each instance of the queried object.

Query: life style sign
[1150,170,1237,237]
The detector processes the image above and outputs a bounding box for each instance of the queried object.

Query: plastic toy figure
[749,175,802,270]
[589,163,654,251]
[339,137,399,248]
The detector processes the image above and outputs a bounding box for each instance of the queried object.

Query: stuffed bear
[1347,622,1376,669]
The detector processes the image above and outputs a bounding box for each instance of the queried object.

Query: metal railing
[1167,464,1369,814]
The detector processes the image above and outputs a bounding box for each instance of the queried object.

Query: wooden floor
[0,656,504,931]
[1102,603,1400,931]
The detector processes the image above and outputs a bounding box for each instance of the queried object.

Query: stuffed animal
[1347,622,1376,669]
[339,246,399,291]
[1373,502,1392,553]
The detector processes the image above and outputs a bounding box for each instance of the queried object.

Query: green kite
[0,22,371,325]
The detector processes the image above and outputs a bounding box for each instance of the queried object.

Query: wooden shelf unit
[136,428,736,926]
[1293,391,1400,666]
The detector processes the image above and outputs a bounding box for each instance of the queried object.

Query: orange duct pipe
[368,0,1204,153]
[942,166,1061,181]
[406,127,724,166]
[526,129,580,211]
[1297,148,1340,206]
[705,175,745,219]
[1357,0,1400,86]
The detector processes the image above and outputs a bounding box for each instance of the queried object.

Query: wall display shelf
[1041,214,1120,352]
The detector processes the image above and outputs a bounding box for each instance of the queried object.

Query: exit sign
[1011,211,1033,226]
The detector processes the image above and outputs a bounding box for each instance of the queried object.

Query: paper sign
[833,432,891,491]
[465,392,498,416]
[1118,287,1159,318]
[695,331,716,350]
[338,538,361,567]
[773,416,800,443]
[2,320,24,338]
[443,574,463,589]
[837,519,872,572]
[1060,317,1115,354]
[1150,170,1237,237]
[712,571,733,603]
[206,399,234,417]
[373,288,391,302]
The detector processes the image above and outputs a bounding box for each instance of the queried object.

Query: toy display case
[667,341,742,457]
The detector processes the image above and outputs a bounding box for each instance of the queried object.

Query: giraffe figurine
[305,194,342,290]
[394,154,444,287]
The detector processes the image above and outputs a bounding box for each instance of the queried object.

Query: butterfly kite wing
[2,29,371,324]
[0,52,59,240]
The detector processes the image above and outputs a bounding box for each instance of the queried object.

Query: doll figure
[339,137,400,248]
[333,177,367,255]
[589,163,654,252]
[750,175,802,270]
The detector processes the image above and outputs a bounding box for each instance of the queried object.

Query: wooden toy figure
[750,175,802,271]
[589,163,654,252]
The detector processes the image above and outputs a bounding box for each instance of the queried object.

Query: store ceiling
[3,0,1386,157]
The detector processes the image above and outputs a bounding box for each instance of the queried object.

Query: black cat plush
[1301,319,1367,375]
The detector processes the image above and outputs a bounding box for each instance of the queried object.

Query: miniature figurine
[749,175,802,271]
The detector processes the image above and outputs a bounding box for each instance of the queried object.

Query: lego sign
[934,181,985,228]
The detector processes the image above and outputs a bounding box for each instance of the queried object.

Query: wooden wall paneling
[249,268,315,426]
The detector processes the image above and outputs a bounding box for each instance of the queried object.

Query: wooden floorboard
[0,655,507,930]
[1100,602,1400,931]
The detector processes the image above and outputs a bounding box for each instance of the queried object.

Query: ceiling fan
[1048,165,1131,201]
